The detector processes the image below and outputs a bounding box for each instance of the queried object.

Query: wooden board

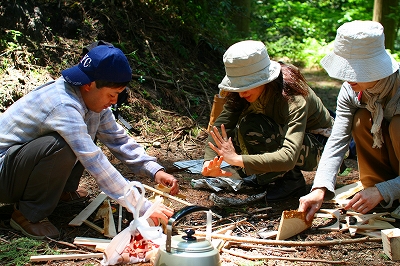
[329,181,363,203]
[276,210,312,240]
[69,192,107,226]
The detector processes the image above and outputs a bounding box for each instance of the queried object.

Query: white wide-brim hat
[218,40,281,92]
[320,20,399,82]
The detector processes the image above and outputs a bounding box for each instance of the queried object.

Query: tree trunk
[373,0,399,50]
[231,0,251,38]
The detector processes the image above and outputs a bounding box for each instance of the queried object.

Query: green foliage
[379,253,390,260]
[0,30,23,52]
[248,0,378,67]
[0,237,57,266]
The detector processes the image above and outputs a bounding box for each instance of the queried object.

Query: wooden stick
[83,220,104,234]
[195,231,381,246]
[30,253,103,262]
[222,247,345,264]
[118,204,123,232]
[249,207,272,213]
[235,243,296,252]
[142,184,192,206]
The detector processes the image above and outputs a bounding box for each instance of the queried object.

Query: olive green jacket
[204,87,333,175]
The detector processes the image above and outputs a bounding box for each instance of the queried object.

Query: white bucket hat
[320,20,399,82]
[218,40,281,92]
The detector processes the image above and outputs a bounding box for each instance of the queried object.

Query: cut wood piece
[329,181,363,203]
[93,199,117,237]
[257,230,278,239]
[276,210,312,240]
[346,212,393,236]
[73,237,111,252]
[99,199,117,238]
[212,229,233,250]
[368,218,395,229]
[95,242,110,252]
[74,237,112,245]
[69,192,107,226]
[382,228,400,261]
[317,209,341,231]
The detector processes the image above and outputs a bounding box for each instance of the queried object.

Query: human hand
[344,187,383,214]
[208,124,243,167]
[298,188,326,222]
[154,170,179,195]
[201,156,233,177]
[149,203,174,225]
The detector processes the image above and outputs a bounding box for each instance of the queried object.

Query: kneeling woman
[202,40,334,201]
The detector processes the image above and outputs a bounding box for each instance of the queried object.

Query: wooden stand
[382,228,400,261]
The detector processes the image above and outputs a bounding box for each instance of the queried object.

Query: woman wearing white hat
[298,20,400,221]
[202,40,334,201]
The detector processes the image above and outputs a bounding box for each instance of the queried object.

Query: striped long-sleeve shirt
[0,77,161,212]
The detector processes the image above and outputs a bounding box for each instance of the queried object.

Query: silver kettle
[153,205,221,266]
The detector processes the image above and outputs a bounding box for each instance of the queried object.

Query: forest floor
[1,68,400,266]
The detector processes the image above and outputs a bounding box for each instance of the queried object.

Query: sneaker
[241,174,260,187]
[265,167,306,201]
[59,186,88,204]
[10,208,59,240]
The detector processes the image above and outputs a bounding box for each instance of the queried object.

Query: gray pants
[233,113,326,185]
[0,132,84,222]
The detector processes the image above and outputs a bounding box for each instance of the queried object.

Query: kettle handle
[166,205,209,253]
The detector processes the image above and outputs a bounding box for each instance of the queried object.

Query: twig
[233,243,297,253]
[249,207,272,213]
[145,39,167,76]
[198,80,212,112]
[195,232,381,247]
[45,237,77,249]
[222,246,346,264]
[0,237,10,244]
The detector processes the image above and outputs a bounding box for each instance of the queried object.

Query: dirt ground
[1,125,400,266]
